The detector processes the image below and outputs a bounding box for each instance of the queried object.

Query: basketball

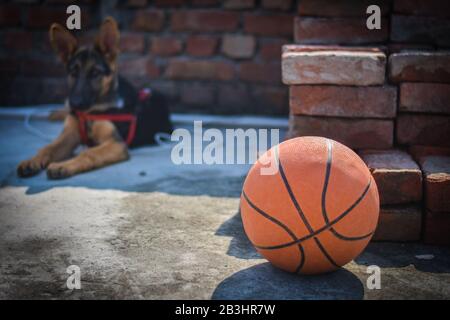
[240,136,380,275]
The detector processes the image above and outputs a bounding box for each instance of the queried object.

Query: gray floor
[0,118,449,300]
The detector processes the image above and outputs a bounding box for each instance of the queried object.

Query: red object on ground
[75,111,137,146]
[75,88,152,146]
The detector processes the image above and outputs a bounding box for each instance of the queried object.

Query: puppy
[17,17,172,179]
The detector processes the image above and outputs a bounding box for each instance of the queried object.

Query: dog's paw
[46,163,74,180]
[17,156,50,178]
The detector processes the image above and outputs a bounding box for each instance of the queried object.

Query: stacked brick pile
[0,0,297,115]
[283,0,450,245]
[283,45,394,149]
[420,156,450,245]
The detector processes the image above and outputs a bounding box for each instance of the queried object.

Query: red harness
[75,88,151,146]
[76,111,137,146]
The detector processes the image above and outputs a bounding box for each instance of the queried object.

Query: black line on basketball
[336,179,372,222]
[279,152,338,267]
[242,191,305,272]
[314,237,339,268]
[252,179,372,250]
[279,161,314,234]
[321,139,333,224]
[295,244,306,274]
[243,191,297,241]
[321,139,375,242]
[330,228,373,241]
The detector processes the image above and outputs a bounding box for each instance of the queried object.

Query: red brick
[424,211,450,246]
[0,58,20,76]
[389,52,450,83]
[0,5,21,27]
[284,45,387,53]
[397,114,450,147]
[45,0,94,3]
[186,35,218,57]
[409,145,450,163]
[244,13,293,37]
[391,15,450,47]
[165,59,234,81]
[146,80,178,100]
[238,62,281,84]
[252,85,288,114]
[260,39,288,61]
[39,77,68,103]
[27,7,89,29]
[223,0,255,9]
[420,156,450,213]
[171,10,239,32]
[154,0,186,6]
[146,61,161,79]
[4,77,41,106]
[21,59,65,77]
[360,150,422,205]
[262,0,292,11]
[151,37,182,56]
[3,31,33,51]
[27,7,65,28]
[388,43,434,54]
[287,115,393,149]
[217,84,253,113]
[394,0,450,18]
[298,0,391,17]
[282,45,386,85]
[5,76,68,106]
[191,0,220,6]
[119,57,160,78]
[400,83,450,115]
[222,35,256,59]
[125,0,148,7]
[290,85,397,118]
[120,33,146,54]
[131,10,165,31]
[294,17,388,45]
[372,205,422,242]
[181,83,215,106]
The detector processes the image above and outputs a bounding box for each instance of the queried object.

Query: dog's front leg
[46,121,129,179]
[17,115,80,177]
[46,140,129,179]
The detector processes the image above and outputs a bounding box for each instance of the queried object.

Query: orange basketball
[240,136,379,275]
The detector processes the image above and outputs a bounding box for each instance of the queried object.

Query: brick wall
[286,0,450,148]
[282,0,450,245]
[0,0,297,115]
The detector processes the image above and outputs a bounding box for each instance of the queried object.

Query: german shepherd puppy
[17,17,172,179]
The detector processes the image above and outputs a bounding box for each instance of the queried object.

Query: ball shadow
[212,263,364,300]
[215,211,261,259]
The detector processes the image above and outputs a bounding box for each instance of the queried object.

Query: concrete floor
[0,118,449,300]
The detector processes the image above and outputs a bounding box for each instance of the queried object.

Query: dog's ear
[49,23,78,64]
[95,17,120,61]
